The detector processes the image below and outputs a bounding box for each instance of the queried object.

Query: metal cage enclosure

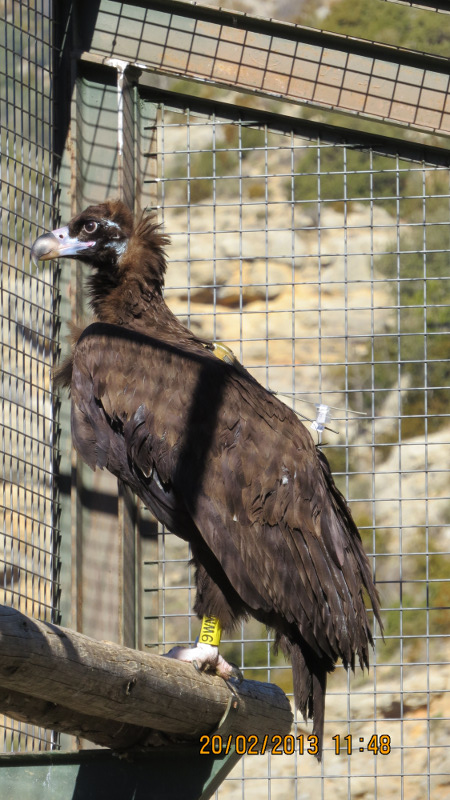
[1,1,449,798]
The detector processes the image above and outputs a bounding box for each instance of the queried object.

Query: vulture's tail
[276,634,331,761]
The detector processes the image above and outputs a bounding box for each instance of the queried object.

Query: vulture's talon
[164,642,238,682]
[228,663,244,684]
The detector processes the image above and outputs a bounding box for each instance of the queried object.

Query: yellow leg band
[199,615,222,647]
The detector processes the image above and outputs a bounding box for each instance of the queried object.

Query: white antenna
[310,404,332,444]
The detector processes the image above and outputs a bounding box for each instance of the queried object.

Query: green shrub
[292,147,414,216]
[315,0,450,56]
[346,221,449,442]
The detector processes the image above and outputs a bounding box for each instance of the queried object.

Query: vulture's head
[31,200,134,271]
[31,200,170,311]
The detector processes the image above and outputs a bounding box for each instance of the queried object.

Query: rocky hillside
[153,101,449,799]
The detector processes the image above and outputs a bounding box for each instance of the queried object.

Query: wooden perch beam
[0,686,155,750]
[0,605,293,750]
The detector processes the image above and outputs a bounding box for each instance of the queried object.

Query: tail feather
[277,634,330,761]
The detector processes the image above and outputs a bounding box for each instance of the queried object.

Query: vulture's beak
[31,226,95,265]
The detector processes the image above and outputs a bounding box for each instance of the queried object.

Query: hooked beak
[31,226,95,266]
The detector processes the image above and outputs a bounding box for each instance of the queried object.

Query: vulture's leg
[164,559,243,682]
[165,616,240,680]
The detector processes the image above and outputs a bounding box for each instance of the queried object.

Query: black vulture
[32,200,382,757]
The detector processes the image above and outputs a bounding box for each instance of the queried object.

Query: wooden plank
[0,687,150,750]
[0,605,293,746]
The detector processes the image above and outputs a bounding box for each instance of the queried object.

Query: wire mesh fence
[139,94,449,799]
[0,0,61,751]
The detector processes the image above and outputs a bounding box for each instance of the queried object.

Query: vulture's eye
[83,221,98,234]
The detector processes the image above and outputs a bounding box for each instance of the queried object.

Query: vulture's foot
[164,642,243,683]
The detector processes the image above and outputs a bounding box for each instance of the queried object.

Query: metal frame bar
[84,0,450,137]
[383,1,450,12]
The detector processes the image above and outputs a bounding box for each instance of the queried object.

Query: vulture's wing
[71,322,379,666]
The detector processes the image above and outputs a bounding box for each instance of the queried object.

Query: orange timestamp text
[199,733,391,756]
